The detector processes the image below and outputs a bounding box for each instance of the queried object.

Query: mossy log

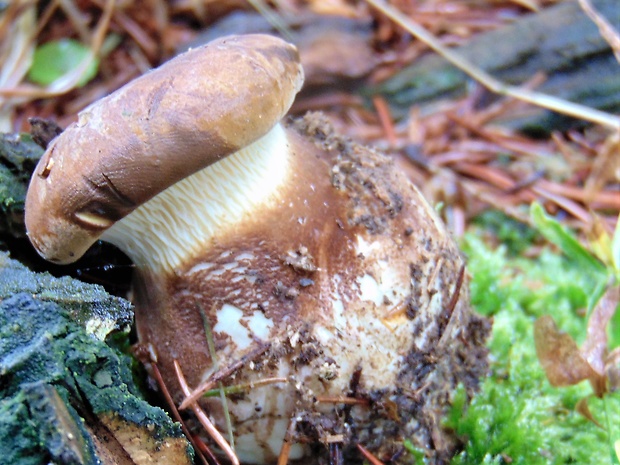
[368,0,620,134]
[0,253,193,465]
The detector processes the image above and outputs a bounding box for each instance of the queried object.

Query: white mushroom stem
[101,123,290,274]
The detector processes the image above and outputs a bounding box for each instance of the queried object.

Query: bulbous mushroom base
[133,113,490,464]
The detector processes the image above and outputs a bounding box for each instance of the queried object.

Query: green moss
[448,232,618,465]
[0,392,40,465]
[473,210,539,256]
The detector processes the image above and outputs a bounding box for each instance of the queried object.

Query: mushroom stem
[101,123,290,274]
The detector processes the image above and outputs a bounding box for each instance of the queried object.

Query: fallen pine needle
[174,360,240,465]
[356,443,385,465]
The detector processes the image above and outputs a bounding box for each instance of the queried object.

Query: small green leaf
[28,39,98,87]
[530,202,606,276]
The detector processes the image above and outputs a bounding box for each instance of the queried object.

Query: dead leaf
[606,347,620,392]
[575,398,604,429]
[582,285,620,376]
[534,285,619,397]
[533,315,597,387]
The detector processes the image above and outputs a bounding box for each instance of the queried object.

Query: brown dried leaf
[582,285,620,376]
[575,398,604,429]
[533,315,597,387]
[605,347,620,392]
[535,286,618,397]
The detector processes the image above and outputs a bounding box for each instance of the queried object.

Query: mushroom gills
[101,123,290,273]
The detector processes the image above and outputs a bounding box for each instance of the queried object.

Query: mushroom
[25,34,489,464]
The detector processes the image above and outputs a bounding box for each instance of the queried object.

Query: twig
[179,342,270,410]
[174,360,240,465]
[90,0,158,59]
[247,0,294,43]
[531,185,592,223]
[584,131,620,205]
[437,264,465,348]
[199,303,234,452]
[200,377,288,398]
[372,95,397,147]
[315,396,369,405]
[0,0,115,99]
[363,0,620,130]
[578,0,620,62]
[329,441,344,465]
[356,444,385,465]
[0,2,36,130]
[277,416,298,465]
[58,0,92,44]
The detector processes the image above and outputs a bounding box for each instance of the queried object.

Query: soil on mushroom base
[290,113,491,462]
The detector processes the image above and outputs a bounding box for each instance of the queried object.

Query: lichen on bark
[0,253,193,465]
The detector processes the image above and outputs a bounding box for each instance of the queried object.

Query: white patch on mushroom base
[358,264,408,309]
[313,324,336,345]
[354,235,381,257]
[214,304,251,350]
[299,244,421,394]
[331,299,347,332]
[213,304,274,353]
[235,434,266,464]
[235,252,255,261]
[358,273,382,306]
[101,124,290,273]
[247,310,274,341]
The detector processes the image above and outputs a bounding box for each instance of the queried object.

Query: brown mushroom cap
[25,34,303,264]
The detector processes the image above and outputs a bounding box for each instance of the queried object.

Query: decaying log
[369,0,620,134]
[0,252,193,465]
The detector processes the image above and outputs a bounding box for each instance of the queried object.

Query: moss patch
[447,232,619,465]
